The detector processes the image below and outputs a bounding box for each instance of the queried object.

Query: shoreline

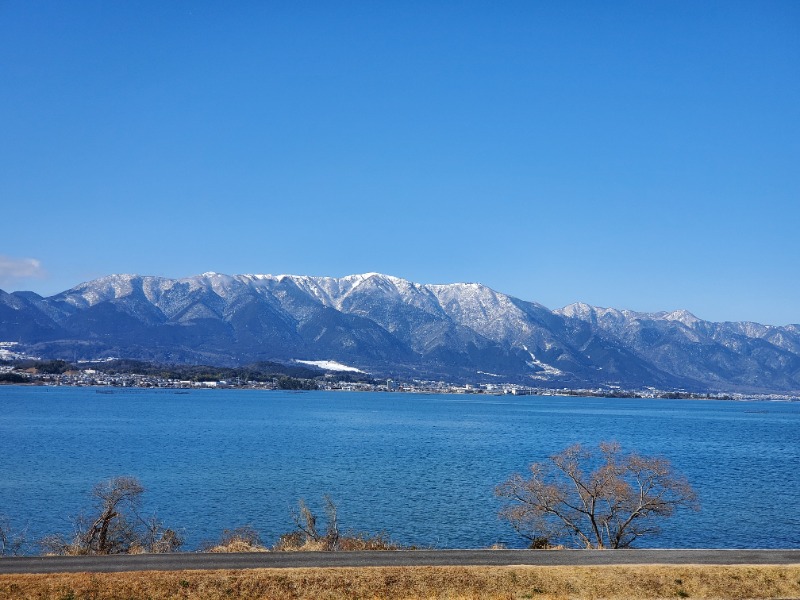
[1,381,798,403]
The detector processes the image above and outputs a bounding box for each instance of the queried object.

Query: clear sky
[1,1,798,325]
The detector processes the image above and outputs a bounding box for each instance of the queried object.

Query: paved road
[1,550,799,574]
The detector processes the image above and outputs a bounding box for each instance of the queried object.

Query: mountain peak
[661,309,701,326]
[558,302,597,319]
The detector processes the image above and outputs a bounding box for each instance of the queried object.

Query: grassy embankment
[2,564,800,599]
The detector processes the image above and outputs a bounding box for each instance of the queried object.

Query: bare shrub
[0,514,27,556]
[130,515,183,554]
[274,496,400,551]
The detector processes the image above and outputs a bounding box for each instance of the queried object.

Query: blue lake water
[0,386,798,551]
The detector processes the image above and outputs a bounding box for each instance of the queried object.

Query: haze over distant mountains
[1,272,799,393]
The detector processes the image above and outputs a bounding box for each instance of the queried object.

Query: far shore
[1,380,798,403]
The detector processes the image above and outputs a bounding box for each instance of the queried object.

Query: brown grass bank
[2,564,800,600]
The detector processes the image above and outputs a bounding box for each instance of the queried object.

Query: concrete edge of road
[1,549,800,575]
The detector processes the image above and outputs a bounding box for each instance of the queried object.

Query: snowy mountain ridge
[1,272,798,393]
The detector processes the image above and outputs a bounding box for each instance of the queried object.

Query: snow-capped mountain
[1,272,799,393]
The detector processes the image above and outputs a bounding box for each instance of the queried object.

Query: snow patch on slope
[295,359,365,373]
[0,342,36,360]
[522,345,564,379]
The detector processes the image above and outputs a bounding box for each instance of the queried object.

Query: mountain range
[1,272,799,393]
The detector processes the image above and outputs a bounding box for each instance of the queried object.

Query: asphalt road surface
[1,550,799,574]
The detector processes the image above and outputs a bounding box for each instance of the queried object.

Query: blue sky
[1,1,798,325]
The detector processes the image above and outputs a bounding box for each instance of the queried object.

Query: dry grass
[202,527,269,553]
[274,531,402,552]
[1,564,799,599]
[204,540,269,553]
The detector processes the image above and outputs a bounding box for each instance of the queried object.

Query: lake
[0,386,798,551]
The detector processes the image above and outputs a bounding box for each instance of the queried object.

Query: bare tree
[496,442,699,549]
[41,476,182,555]
[79,476,143,554]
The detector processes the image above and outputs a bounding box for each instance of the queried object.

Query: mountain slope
[1,272,798,393]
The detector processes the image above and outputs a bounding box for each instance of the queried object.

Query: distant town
[1,358,797,402]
